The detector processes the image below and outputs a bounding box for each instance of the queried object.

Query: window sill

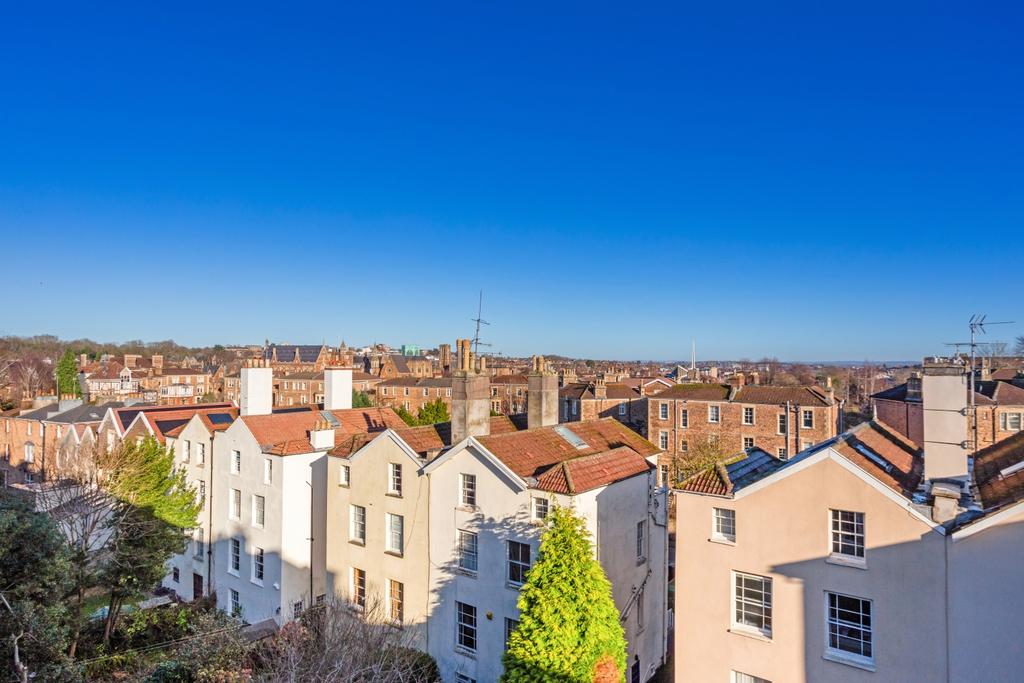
[250,579,263,587]
[455,567,478,578]
[385,492,403,499]
[339,484,350,489]
[385,550,404,558]
[454,647,477,659]
[506,581,524,591]
[456,505,479,513]
[708,536,736,546]
[826,554,867,570]
[349,539,365,547]
[823,651,875,672]
[728,627,772,643]
[227,570,239,577]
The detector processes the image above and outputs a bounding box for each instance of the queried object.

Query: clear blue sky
[2,2,1021,362]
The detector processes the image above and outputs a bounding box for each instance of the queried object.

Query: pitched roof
[652,383,732,401]
[46,402,125,424]
[489,375,528,385]
[677,449,783,496]
[873,380,1024,406]
[264,345,325,364]
[475,418,659,481]
[832,421,923,496]
[113,403,231,432]
[140,404,240,443]
[387,414,529,456]
[733,385,834,406]
[973,430,1024,510]
[991,368,1022,381]
[533,446,653,494]
[242,407,405,454]
[278,371,324,381]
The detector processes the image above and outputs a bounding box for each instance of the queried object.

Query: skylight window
[853,443,893,474]
[554,425,589,450]
[999,460,1024,479]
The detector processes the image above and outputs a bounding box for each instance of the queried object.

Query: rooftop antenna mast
[945,314,1015,454]
[470,289,491,357]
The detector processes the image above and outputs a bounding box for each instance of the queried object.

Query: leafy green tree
[415,398,450,426]
[502,505,627,683]
[55,349,82,398]
[352,390,374,408]
[394,405,417,427]
[0,491,78,682]
[100,437,200,644]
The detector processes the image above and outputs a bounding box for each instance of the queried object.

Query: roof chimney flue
[324,367,352,411]
[240,359,273,416]
[922,359,969,486]
[529,356,559,429]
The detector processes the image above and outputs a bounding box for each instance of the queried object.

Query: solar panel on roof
[554,425,589,450]
[208,413,233,425]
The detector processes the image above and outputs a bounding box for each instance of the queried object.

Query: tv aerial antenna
[471,290,491,357]
[944,314,1014,453]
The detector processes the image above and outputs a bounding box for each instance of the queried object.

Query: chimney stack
[310,418,336,450]
[152,354,164,371]
[324,367,353,411]
[922,358,970,486]
[528,356,559,429]
[750,371,760,385]
[735,372,746,388]
[451,344,489,443]
[593,371,607,400]
[79,353,88,369]
[240,359,273,416]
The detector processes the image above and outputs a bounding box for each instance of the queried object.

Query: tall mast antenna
[471,290,491,356]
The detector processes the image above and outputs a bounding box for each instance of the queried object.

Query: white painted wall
[324,368,353,411]
[240,366,273,417]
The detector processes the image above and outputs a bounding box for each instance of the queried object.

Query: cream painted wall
[324,433,431,648]
[675,453,947,683]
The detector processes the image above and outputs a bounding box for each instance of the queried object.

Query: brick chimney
[750,371,760,385]
[593,372,607,400]
[922,358,969,490]
[324,367,353,411]
[79,353,88,369]
[735,372,746,388]
[240,359,273,416]
[151,354,164,371]
[528,356,559,429]
[452,366,490,443]
[559,367,577,388]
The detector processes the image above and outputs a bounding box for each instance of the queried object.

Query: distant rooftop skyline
[2,4,1021,361]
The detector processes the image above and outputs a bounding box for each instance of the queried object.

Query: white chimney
[922,359,969,485]
[310,418,336,450]
[240,361,273,416]
[324,367,353,411]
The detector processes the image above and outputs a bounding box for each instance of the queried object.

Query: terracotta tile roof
[533,446,654,494]
[475,418,659,481]
[243,407,404,454]
[559,383,593,400]
[733,385,834,406]
[653,384,732,401]
[278,371,324,380]
[605,383,641,400]
[974,430,1024,510]
[490,375,529,385]
[990,368,1022,381]
[387,415,529,456]
[833,421,922,496]
[678,462,733,496]
[113,403,234,439]
[377,377,451,388]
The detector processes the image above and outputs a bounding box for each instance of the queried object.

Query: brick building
[489,374,528,414]
[274,371,325,407]
[872,374,1024,451]
[559,376,647,434]
[649,383,840,482]
[364,353,434,379]
[376,377,452,413]
[261,344,341,373]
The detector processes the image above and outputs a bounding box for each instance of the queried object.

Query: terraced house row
[153,357,668,683]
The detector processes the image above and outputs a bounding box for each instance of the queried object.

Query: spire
[691,339,696,371]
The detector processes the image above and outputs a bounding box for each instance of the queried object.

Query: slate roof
[279,371,325,381]
[378,377,451,388]
[264,345,324,364]
[678,421,921,498]
[46,402,126,424]
[974,430,1024,510]
[113,403,231,432]
[873,380,1024,406]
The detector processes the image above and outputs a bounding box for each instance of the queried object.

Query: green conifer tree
[502,505,627,683]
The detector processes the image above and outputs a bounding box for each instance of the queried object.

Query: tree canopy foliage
[502,505,627,682]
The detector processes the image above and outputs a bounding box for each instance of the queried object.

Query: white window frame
[1001,412,1023,431]
[659,403,669,420]
[197,442,205,464]
[350,567,366,609]
[264,458,273,484]
[386,513,404,555]
[743,436,754,450]
[777,413,787,435]
[230,449,241,474]
[350,505,366,544]
[251,546,264,584]
[456,601,478,652]
[618,402,627,416]
[732,571,772,638]
[388,579,404,624]
[532,496,549,521]
[824,591,874,669]
[680,408,688,428]
[742,406,754,426]
[340,463,351,487]
[182,440,191,462]
[507,540,531,586]
[712,507,736,543]
[229,488,241,520]
[252,494,265,529]
[388,462,403,497]
[636,519,647,561]
[457,530,478,573]
[829,509,865,565]
[658,431,669,450]
[229,538,241,575]
[732,673,771,683]
[229,588,241,616]
[708,405,721,423]
[802,409,814,429]
[460,473,477,507]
